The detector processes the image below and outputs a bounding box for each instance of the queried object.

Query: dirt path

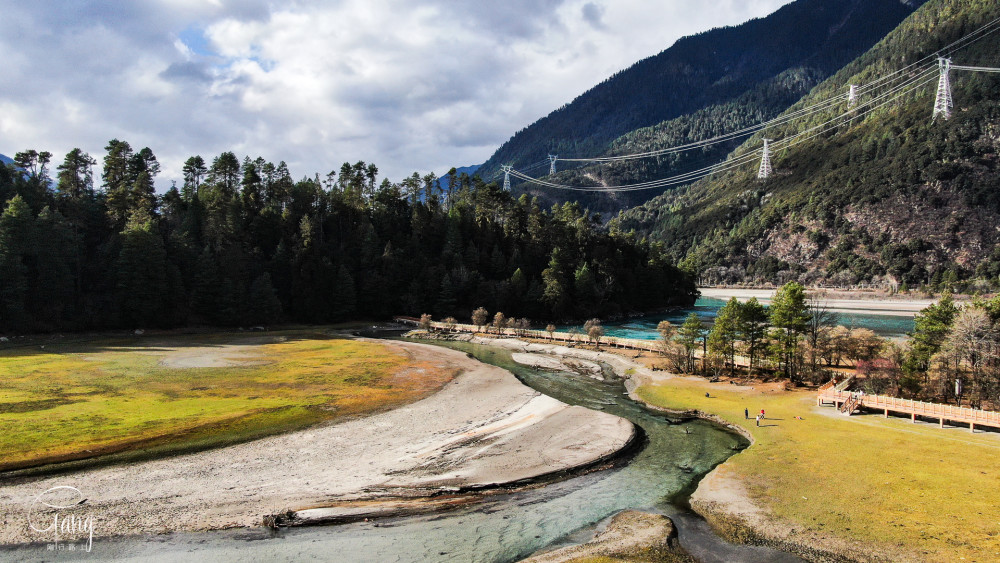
[0,339,634,545]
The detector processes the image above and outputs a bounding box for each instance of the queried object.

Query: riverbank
[0,338,635,545]
[699,287,936,317]
[626,357,1000,562]
[428,333,1000,563]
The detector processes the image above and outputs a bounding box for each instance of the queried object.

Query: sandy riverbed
[699,287,936,317]
[0,339,634,545]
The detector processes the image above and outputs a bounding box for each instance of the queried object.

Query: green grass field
[0,331,453,473]
[637,376,1000,562]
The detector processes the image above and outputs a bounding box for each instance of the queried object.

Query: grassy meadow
[637,375,1000,562]
[0,331,453,473]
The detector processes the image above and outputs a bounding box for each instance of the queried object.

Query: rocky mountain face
[615,0,1000,290]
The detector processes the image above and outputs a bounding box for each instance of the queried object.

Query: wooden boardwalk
[392,316,667,354]
[395,317,1000,432]
[817,386,1000,432]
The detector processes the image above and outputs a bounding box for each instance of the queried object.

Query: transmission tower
[933,57,953,120]
[548,155,558,176]
[757,139,773,180]
[501,165,512,191]
[848,84,858,107]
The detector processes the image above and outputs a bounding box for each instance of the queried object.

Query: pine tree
[678,313,704,374]
[332,264,357,319]
[436,273,457,315]
[102,139,135,226]
[769,282,810,380]
[708,297,742,376]
[905,293,958,377]
[542,248,570,317]
[191,247,225,324]
[248,273,282,325]
[32,207,77,326]
[573,262,599,313]
[117,217,167,327]
[0,195,33,330]
[739,297,769,374]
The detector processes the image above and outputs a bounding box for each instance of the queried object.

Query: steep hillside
[480,0,923,214]
[0,154,12,166]
[616,0,1000,291]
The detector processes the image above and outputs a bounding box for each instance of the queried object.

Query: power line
[550,14,1000,166]
[509,65,939,192]
[497,14,1000,193]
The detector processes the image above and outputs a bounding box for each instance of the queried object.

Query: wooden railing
[818,388,1000,431]
[839,393,861,414]
[834,375,855,392]
[393,317,667,354]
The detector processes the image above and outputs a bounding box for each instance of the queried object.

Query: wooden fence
[818,388,1000,432]
[392,316,667,354]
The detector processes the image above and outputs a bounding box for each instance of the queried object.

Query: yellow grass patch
[0,331,454,472]
[638,376,1000,562]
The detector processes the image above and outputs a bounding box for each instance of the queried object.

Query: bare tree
[657,320,675,353]
[443,316,457,332]
[657,320,682,370]
[472,307,488,332]
[419,313,433,332]
[806,300,838,372]
[569,327,581,343]
[584,318,604,349]
[847,328,884,365]
[546,324,557,340]
[493,312,506,335]
[516,318,531,336]
[933,307,999,407]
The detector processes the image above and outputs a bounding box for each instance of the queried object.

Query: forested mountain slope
[616,0,1000,291]
[480,0,923,214]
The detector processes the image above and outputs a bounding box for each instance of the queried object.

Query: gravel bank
[0,339,634,545]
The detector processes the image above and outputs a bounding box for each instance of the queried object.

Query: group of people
[744,407,766,426]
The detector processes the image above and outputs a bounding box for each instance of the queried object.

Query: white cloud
[0,0,791,185]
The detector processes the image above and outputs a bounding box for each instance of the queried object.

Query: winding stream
[5,339,802,562]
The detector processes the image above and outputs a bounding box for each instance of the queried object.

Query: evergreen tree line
[0,142,696,333]
[657,282,819,382]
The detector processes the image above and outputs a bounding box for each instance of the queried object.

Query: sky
[0,0,791,187]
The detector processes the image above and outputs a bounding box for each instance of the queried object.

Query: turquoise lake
[567,298,915,340]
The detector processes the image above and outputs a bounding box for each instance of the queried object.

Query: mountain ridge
[615,0,1000,290]
[479,0,925,215]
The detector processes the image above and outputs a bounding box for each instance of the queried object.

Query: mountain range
[615,0,1000,289]
[477,0,926,215]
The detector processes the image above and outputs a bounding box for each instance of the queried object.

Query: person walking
[755,413,761,427]
[744,407,749,420]
[760,408,765,419]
